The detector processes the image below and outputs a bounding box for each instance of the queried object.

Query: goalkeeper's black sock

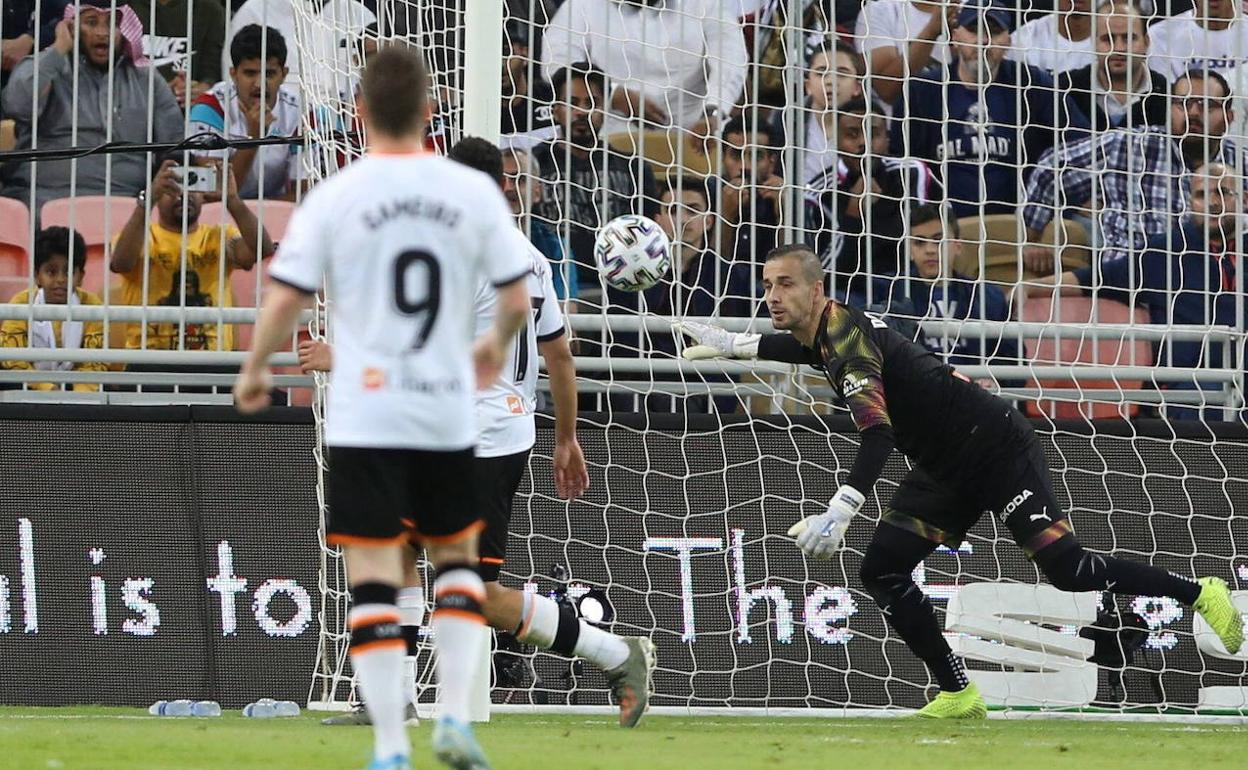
[861,523,970,691]
[1035,543,1201,605]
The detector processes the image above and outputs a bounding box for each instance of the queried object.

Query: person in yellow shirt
[110,158,274,350]
[0,227,107,391]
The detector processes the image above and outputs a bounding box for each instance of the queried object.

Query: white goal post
[295,0,1248,720]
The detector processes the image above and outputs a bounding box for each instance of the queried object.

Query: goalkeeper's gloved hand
[787,485,865,560]
[677,320,761,360]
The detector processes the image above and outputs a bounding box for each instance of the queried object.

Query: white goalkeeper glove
[677,320,761,360]
[787,485,866,560]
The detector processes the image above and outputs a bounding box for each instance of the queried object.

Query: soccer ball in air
[594,214,672,292]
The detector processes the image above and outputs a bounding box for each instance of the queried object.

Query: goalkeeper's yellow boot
[914,682,988,719]
[1194,577,1243,655]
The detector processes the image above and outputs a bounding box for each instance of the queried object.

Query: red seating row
[0,196,294,300]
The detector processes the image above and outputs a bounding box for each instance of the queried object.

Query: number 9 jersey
[269,153,530,451]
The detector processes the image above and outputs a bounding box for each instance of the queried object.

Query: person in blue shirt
[890,0,1090,218]
[1035,161,1246,419]
[864,204,1020,371]
[502,146,580,301]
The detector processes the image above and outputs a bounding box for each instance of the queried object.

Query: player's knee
[426,539,477,570]
[1034,542,1088,592]
[858,552,901,599]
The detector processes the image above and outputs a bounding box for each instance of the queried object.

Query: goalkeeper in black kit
[680,244,1243,718]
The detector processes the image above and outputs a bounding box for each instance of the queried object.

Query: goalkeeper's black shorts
[882,411,1074,559]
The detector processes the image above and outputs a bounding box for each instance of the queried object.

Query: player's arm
[234,282,312,412]
[235,186,328,412]
[790,344,896,561]
[679,321,818,366]
[539,331,590,499]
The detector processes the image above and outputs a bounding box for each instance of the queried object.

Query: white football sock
[517,592,630,671]
[432,568,488,724]
[349,603,409,760]
[398,586,426,627]
[397,587,426,707]
[574,622,631,670]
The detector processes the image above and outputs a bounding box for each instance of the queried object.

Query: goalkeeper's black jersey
[758,301,1017,484]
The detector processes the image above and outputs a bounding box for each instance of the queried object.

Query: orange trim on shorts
[399,517,415,529]
[349,611,401,630]
[351,638,407,655]
[412,519,485,546]
[479,557,504,565]
[433,608,486,624]
[326,533,409,547]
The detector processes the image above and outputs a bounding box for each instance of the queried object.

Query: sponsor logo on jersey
[1030,507,1051,523]
[842,374,869,398]
[362,368,386,390]
[506,395,524,415]
[996,489,1033,522]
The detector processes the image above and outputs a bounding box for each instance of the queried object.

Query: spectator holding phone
[110,158,274,351]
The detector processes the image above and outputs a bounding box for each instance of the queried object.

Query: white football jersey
[474,227,566,458]
[1149,11,1248,81]
[270,154,529,450]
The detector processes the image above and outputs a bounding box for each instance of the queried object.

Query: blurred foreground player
[234,48,531,770]
[306,137,656,729]
[679,244,1244,718]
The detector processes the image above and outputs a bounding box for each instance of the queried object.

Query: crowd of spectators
[0,0,1244,416]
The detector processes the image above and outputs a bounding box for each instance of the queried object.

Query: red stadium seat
[0,198,32,298]
[197,199,296,243]
[40,196,136,295]
[1022,295,1152,420]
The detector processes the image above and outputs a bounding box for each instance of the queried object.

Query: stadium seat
[0,199,32,300]
[0,119,14,152]
[608,130,721,180]
[954,215,1091,284]
[198,199,296,243]
[40,196,137,294]
[1022,295,1152,420]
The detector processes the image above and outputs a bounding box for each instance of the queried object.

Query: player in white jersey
[233,48,529,770]
[303,137,657,730]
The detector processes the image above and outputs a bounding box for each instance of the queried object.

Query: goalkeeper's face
[763,256,822,332]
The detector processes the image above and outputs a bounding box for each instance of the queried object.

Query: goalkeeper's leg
[996,441,1243,655]
[1032,540,1241,654]
[860,520,985,718]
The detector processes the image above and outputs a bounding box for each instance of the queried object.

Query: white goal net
[295,0,1248,716]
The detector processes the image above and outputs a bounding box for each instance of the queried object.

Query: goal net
[296,1,1248,716]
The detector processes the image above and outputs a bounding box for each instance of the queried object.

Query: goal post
[295,1,1248,719]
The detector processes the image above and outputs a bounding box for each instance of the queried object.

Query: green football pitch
[2,707,1244,770]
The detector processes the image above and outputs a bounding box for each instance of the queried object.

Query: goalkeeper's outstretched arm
[679,317,896,559]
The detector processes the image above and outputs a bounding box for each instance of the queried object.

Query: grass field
[2,707,1245,770]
